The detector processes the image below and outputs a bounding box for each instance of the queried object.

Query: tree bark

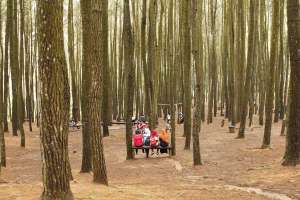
[37,0,73,198]
[192,0,203,165]
[282,0,300,166]
[101,0,112,137]
[183,0,192,150]
[238,0,257,138]
[87,0,109,184]
[262,0,280,149]
[80,0,92,173]
[124,0,135,160]
[68,0,80,123]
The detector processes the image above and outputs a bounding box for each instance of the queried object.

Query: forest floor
[0,115,300,200]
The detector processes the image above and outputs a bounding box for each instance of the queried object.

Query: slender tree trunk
[168,0,176,156]
[101,0,112,137]
[68,0,80,123]
[147,0,158,130]
[124,0,135,160]
[258,0,267,126]
[19,0,26,147]
[3,0,10,133]
[10,0,18,136]
[262,0,280,149]
[25,1,33,132]
[192,0,203,165]
[238,0,257,138]
[183,0,192,150]
[0,0,5,168]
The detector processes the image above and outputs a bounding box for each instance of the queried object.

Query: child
[150,130,159,155]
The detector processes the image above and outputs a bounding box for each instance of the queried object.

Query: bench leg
[146,149,149,158]
[136,149,138,155]
[168,149,172,156]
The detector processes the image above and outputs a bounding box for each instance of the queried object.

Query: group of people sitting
[133,120,170,156]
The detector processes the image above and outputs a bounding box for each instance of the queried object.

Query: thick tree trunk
[282,0,300,166]
[37,0,73,199]
[86,0,109,184]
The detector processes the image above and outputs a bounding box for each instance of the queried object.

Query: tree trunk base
[41,191,74,200]
[261,144,271,149]
[282,159,299,166]
[103,125,109,137]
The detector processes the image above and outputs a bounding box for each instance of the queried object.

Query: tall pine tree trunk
[88,0,108,184]
[37,0,73,198]
[282,0,300,166]
[101,0,112,137]
[124,0,135,160]
[238,0,257,138]
[192,0,203,165]
[68,0,80,123]
[80,0,92,173]
[0,0,5,168]
[183,0,192,150]
[262,0,280,149]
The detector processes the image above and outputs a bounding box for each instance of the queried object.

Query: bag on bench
[133,129,144,147]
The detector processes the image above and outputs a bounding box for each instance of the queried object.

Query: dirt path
[0,116,299,199]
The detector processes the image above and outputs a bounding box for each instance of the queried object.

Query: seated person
[150,130,159,155]
[143,127,151,146]
[178,112,184,124]
[70,119,76,127]
[133,129,144,154]
[159,125,170,153]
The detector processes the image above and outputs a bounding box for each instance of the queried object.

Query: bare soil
[0,115,300,200]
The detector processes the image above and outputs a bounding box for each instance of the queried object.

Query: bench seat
[131,145,172,158]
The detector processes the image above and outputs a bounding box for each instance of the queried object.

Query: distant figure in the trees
[166,113,171,124]
[221,119,225,127]
[178,112,184,124]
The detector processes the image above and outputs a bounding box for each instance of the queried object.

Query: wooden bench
[132,145,173,158]
[69,123,83,130]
